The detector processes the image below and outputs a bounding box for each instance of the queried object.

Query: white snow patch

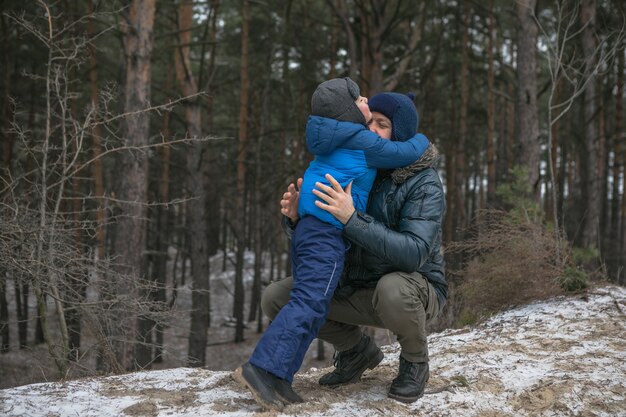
[1,285,625,417]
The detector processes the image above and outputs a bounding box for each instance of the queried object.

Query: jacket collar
[391,142,441,184]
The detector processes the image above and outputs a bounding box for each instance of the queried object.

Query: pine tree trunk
[233,0,250,344]
[616,42,625,283]
[456,1,470,233]
[1,28,12,352]
[515,0,540,195]
[14,278,28,348]
[114,0,156,371]
[549,79,561,225]
[579,0,600,249]
[87,0,106,263]
[86,2,108,367]
[205,0,221,260]
[172,0,212,367]
[152,65,174,364]
[443,69,458,244]
[486,0,496,204]
[67,95,84,362]
[597,73,608,253]
[506,81,515,184]
[0,275,7,352]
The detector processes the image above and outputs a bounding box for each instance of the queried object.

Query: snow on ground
[1,285,625,417]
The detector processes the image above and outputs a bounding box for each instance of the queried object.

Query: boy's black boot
[232,362,284,411]
[274,378,304,404]
[387,357,429,403]
[318,334,384,387]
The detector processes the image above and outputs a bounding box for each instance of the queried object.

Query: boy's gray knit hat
[311,77,367,125]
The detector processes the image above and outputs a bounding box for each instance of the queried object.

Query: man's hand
[280,177,303,223]
[313,173,355,225]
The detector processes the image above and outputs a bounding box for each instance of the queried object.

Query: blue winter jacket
[299,115,429,229]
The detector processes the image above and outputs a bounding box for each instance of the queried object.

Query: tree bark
[580,0,600,249]
[204,0,221,259]
[515,0,540,196]
[114,0,156,371]
[548,79,561,225]
[233,0,250,343]
[616,42,625,283]
[1,16,12,352]
[172,0,212,367]
[249,42,273,323]
[87,0,106,263]
[456,0,470,233]
[151,64,174,364]
[486,0,496,204]
[0,277,7,352]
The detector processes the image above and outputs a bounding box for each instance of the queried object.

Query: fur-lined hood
[391,142,441,184]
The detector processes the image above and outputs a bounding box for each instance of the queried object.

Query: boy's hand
[280,178,303,223]
[313,173,355,225]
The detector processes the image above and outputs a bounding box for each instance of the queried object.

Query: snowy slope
[1,285,625,417]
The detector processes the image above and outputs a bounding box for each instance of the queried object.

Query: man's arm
[313,173,444,271]
[343,183,444,272]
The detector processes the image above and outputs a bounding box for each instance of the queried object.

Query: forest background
[0,0,625,389]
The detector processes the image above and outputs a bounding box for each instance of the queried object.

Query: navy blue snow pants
[249,215,346,383]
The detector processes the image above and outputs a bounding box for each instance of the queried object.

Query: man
[266,92,447,403]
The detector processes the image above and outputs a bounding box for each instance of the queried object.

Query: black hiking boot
[318,334,384,387]
[387,357,429,403]
[232,362,284,411]
[274,378,304,404]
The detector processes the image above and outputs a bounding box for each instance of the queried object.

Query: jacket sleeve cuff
[281,215,296,239]
[344,210,373,238]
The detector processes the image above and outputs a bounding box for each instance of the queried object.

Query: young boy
[233,78,429,410]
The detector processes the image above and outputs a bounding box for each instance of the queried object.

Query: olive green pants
[261,271,440,363]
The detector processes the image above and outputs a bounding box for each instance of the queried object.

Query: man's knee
[373,272,426,314]
[260,277,293,320]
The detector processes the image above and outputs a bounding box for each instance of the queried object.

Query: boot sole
[320,349,384,388]
[275,390,304,405]
[387,390,424,403]
[232,366,285,411]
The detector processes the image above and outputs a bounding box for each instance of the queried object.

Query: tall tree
[456,0,470,232]
[0,11,12,352]
[152,65,172,363]
[486,0,496,204]
[515,0,540,195]
[113,0,156,370]
[616,41,625,282]
[87,0,106,264]
[233,0,250,343]
[579,0,600,249]
[175,0,212,367]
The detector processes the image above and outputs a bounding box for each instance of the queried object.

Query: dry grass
[448,209,565,325]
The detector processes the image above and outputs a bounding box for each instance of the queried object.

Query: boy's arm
[342,130,430,169]
[305,116,366,156]
[305,115,429,168]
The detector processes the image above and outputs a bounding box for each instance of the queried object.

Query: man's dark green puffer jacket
[338,143,448,309]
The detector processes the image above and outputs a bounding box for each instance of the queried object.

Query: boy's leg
[250,217,345,382]
[261,279,380,353]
